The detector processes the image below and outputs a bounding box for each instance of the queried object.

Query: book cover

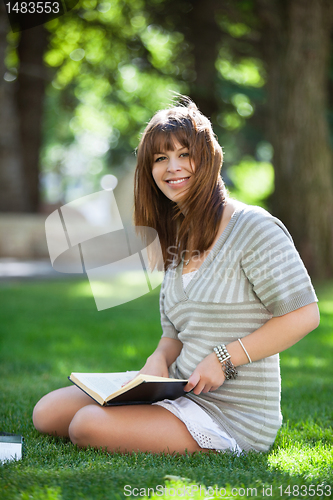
[68,371,188,406]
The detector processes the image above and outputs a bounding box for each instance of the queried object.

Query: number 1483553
[278,484,331,497]
[6,2,60,14]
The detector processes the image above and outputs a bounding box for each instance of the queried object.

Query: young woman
[33,98,319,454]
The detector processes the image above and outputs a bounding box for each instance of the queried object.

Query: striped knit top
[160,202,318,452]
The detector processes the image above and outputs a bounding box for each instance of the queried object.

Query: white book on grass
[0,434,23,463]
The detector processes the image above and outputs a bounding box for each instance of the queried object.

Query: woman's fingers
[184,371,200,392]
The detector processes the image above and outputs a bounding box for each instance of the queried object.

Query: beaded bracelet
[213,344,238,380]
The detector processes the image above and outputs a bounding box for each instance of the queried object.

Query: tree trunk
[256,0,333,278]
[16,24,49,212]
[0,6,49,213]
[0,2,27,212]
[147,0,223,120]
[185,0,224,120]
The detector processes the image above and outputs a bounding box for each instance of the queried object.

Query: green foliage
[34,0,271,205]
[19,487,62,500]
[216,50,265,88]
[228,156,275,207]
[0,279,332,499]
[9,0,333,214]
[39,0,189,203]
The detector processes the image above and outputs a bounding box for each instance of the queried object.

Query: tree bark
[256,0,333,278]
[146,0,224,120]
[185,0,224,120]
[0,2,27,211]
[16,24,49,212]
[0,5,49,213]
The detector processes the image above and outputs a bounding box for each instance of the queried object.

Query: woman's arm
[185,302,320,394]
[139,337,183,378]
[227,302,320,366]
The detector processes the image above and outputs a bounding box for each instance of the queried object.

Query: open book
[68,371,188,406]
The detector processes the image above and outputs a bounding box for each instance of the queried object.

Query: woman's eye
[154,156,166,163]
[180,152,189,158]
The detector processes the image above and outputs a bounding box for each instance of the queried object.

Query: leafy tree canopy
[5,0,271,205]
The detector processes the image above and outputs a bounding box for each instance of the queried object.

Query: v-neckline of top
[175,204,244,299]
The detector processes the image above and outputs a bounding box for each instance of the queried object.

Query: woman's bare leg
[33,387,206,454]
[68,403,204,454]
[32,386,99,437]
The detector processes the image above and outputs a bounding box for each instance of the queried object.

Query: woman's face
[152,140,195,204]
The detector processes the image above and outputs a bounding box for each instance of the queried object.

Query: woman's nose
[167,157,181,172]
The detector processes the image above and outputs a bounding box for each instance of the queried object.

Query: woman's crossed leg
[32,386,203,454]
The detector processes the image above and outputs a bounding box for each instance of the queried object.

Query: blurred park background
[0,0,333,281]
[1,3,333,496]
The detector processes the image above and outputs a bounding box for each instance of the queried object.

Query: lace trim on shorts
[153,397,241,453]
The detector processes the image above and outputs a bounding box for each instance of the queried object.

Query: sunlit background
[0,4,332,494]
[0,0,332,280]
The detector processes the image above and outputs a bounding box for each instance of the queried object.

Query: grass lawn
[0,277,332,500]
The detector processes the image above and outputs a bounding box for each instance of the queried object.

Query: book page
[71,371,139,400]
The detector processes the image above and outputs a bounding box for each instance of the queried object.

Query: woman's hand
[184,352,225,395]
[138,337,183,379]
[138,351,170,379]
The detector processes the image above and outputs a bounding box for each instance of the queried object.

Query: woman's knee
[68,405,103,447]
[33,386,94,437]
[33,387,74,436]
[32,396,54,434]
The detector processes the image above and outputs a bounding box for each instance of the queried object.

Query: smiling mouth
[166,177,190,185]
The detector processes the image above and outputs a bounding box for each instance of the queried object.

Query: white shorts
[153,396,242,453]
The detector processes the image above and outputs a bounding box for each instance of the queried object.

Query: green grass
[0,277,332,500]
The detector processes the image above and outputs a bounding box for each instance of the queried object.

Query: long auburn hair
[134,98,226,271]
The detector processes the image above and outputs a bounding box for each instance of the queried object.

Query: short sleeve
[159,278,179,339]
[240,212,318,317]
